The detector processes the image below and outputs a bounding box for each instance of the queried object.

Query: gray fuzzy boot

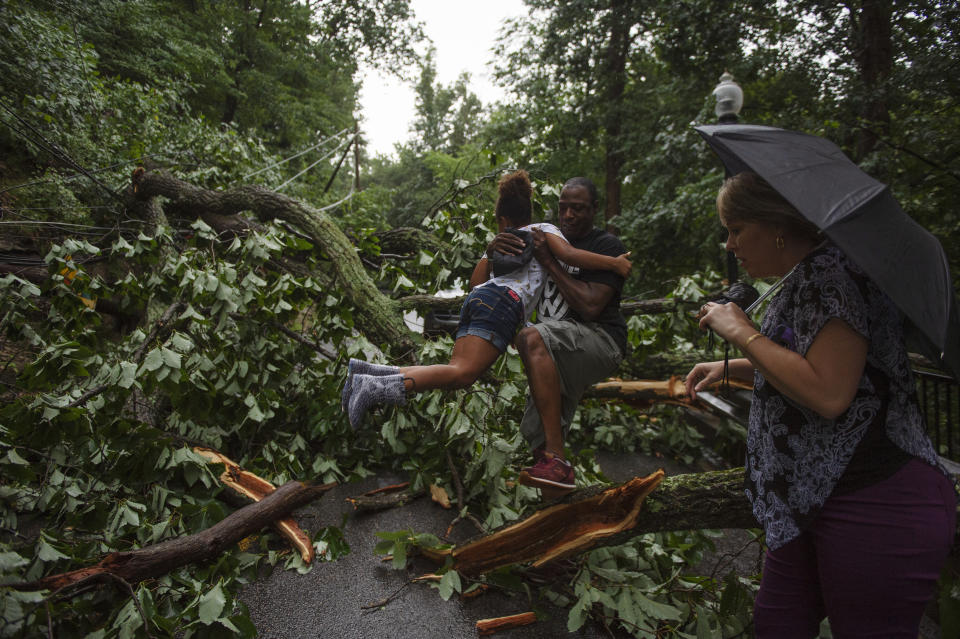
[341,358,399,411]
[348,373,407,429]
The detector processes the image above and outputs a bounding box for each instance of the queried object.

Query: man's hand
[486,232,526,257]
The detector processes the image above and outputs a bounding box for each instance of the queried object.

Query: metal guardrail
[916,368,959,461]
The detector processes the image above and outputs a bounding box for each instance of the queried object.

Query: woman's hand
[530,228,549,260]
[612,252,632,278]
[696,301,757,346]
[486,232,526,257]
[684,361,727,400]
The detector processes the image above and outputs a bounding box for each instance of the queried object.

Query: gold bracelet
[743,333,764,348]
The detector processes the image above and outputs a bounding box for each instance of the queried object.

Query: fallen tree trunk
[129,169,418,359]
[427,469,752,577]
[396,294,701,318]
[448,471,668,576]
[14,480,335,592]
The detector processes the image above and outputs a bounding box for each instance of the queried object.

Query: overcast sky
[358,0,527,157]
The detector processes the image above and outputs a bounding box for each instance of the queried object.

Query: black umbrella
[695,123,960,380]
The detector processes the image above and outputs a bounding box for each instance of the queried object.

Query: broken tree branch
[129,169,418,359]
[586,377,753,409]
[194,448,317,563]
[419,469,756,577]
[449,471,666,577]
[347,483,427,512]
[13,480,335,592]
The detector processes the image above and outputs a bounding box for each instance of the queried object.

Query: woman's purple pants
[753,458,957,638]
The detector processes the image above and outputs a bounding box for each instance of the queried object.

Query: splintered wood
[450,470,665,577]
[194,447,315,563]
[591,377,752,409]
[476,612,537,635]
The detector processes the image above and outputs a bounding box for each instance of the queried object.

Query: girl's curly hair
[495,169,532,226]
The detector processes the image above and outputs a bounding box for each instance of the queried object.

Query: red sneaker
[519,452,575,491]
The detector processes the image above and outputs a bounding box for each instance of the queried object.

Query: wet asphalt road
[240,452,711,639]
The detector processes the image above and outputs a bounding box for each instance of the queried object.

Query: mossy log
[14,480,335,592]
[374,227,450,257]
[129,169,418,359]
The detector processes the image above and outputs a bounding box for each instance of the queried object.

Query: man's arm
[531,229,617,321]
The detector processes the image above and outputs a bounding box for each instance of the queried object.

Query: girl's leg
[400,335,502,392]
[814,458,955,638]
[753,533,825,639]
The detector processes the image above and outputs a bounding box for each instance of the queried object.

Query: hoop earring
[776,236,785,249]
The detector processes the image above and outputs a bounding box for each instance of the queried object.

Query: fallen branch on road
[12,480,335,592]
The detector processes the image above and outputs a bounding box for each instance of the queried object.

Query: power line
[242,127,351,180]
[0,153,187,196]
[0,99,125,204]
[275,134,356,192]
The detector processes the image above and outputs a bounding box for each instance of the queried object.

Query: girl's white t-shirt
[484,222,566,322]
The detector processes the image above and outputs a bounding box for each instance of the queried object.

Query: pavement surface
[240,451,759,639]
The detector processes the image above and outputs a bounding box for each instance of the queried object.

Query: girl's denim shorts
[455,284,523,352]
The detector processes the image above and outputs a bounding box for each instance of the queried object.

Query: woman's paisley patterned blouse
[746,243,943,550]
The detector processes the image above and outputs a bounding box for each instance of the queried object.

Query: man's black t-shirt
[535,227,627,353]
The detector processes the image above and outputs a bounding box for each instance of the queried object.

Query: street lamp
[713,71,744,282]
[713,71,743,124]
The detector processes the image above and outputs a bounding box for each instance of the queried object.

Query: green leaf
[0,551,28,571]
[437,570,461,601]
[142,348,164,372]
[633,592,682,621]
[391,542,407,569]
[37,538,69,562]
[118,361,138,389]
[5,449,29,465]
[696,610,715,639]
[246,403,265,422]
[198,582,226,624]
[567,600,587,632]
[161,347,182,369]
[170,332,194,352]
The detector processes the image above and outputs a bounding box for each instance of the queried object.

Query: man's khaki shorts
[518,318,623,450]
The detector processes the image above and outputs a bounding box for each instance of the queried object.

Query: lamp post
[713,71,744,282]
[713,71,744,124]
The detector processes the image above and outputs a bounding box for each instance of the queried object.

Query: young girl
[343,170,631,428]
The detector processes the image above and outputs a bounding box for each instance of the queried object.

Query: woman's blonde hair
[717,172,821,244]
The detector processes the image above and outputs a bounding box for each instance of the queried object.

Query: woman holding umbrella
[685,171,956,638]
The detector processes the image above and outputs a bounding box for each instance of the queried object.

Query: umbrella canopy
[695,124,960,380]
